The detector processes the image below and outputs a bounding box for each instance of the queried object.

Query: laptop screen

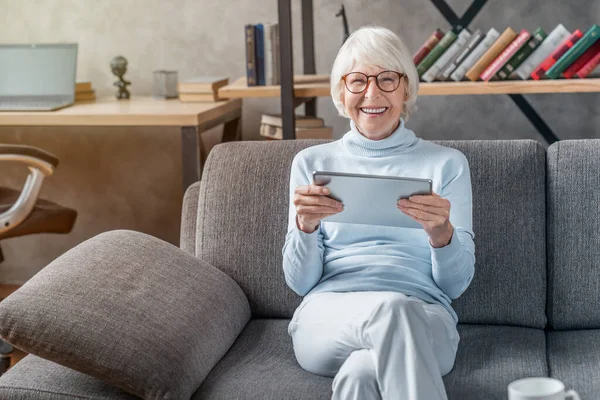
[0,44,77,97]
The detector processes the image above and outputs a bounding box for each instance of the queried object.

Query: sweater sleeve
[430,151,476,299]
[281,153,325,296]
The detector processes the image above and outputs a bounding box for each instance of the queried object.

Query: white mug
[508,377,580,400]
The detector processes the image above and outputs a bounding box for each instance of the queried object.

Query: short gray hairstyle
[330,25,419,121]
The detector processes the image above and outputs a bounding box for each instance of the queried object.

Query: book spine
[274,24,280,85]
[576,50,600,78]
[255,23,265,85]
[545,24,600,79]
[531,30,583,80]
[498,28,546,80]
[451,28,499,81]
[245,24,258,86]
[480,30,530,81]
[416,31,457,77]
[412,29,445,66]
[440,29,484,80]
[466,27,517,81]
[422,29,472,82]
[563,39,600,78]
[514,24,571,80]
[263,24,274,85]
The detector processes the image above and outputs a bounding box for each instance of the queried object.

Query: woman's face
[341,63,406,141]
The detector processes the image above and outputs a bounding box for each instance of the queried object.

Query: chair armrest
[0,230,251,399]
[0,145,59,235]
[0,144,58,174]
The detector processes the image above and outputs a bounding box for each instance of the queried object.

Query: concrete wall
[0,0,598,283]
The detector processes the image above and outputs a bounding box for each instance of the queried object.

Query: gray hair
[330,25,419,121]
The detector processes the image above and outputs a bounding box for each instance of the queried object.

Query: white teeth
[361,107,387,114]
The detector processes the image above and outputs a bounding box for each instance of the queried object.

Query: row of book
[245,23,281,86]
[259,114,333,140]
[413,23,600,82]
[177,76,228,102]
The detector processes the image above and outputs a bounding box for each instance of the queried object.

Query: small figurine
[110,56,131,99]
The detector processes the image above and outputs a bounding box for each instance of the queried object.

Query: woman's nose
[364,77,382,98]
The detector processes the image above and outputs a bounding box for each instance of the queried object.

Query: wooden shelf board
[219,76,600,98]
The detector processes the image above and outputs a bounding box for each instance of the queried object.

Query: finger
[295,185,330,196]
[297,205,343,215]
[406,195,449,207]
[398,205,436,221]
[295,194,343,209]
[399,201,448,216]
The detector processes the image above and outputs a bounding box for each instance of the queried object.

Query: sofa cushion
[0,355,137,399]
[0,230,250,400]
[547,140,600,329]
[198,140,547,328]
[443,325,547,399]
[547,330,600,399]
[194,319,332,399]
[193,319,547,400]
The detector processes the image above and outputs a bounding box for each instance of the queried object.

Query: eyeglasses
[341,71,406,94]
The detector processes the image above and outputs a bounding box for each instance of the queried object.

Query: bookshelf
[233,0,598,143]
[219,76,600,98]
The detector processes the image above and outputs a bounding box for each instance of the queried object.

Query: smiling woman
[283,25,476,400]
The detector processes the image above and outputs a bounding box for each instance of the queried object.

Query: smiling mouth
[360,107,388,115]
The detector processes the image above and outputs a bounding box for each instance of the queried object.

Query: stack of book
[177,77,229,102]
[260,114,333,140]
[413,23,599,82]
[75,82,96,103]
[244,23,280,86]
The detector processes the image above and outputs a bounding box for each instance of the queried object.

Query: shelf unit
[223,0,600,143]
[219,76,600,98]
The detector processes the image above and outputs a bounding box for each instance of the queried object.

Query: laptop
[0,43,78,111]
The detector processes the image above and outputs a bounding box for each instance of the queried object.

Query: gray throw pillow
[0,230,251,400]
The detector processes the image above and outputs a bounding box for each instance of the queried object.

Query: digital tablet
[312,171,432,229]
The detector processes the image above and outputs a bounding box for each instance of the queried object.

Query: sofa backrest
[193,139,547,328]
[547,140,600,330]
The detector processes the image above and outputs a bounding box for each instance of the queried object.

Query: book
[497,28,547,80]
[260,114,324,128]
[413,29,445,66]
[563,39,600,78]
[513,24,571,80]
[422,29,472,82]
[177,77,229,94]
[440,29,484,80]
[466,27,517,81]
[480,29,531,81]
[545,24,600,79]
[255,23,265,86]
[451,28,500,81]
[260,124,333,140]
[245,24,258,86]
[74,91,96,101]
[576,49,600,78]
[179,93,222,102]
[263,23,278,85]
[531,30,583,80]
[75,82,92,92]
[416,31,457,77]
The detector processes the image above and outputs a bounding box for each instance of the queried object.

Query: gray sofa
[0,138,598,399]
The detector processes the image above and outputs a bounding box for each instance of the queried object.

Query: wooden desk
[0,96,242,190]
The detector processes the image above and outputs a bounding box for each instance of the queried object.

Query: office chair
[0,144,77,374]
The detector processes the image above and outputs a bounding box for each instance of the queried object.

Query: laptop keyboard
[0,96,70,110]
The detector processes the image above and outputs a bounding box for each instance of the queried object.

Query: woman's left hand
[397,192,454,248]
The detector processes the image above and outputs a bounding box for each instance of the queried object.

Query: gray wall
[0,0,598,283]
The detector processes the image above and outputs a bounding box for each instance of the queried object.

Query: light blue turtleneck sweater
[282,119,475,322]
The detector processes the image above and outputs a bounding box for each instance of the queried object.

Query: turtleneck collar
[341,118,418,157]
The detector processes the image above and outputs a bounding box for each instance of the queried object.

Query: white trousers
[288,291,460,400]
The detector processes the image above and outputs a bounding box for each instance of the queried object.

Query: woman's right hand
[294,184,344,233]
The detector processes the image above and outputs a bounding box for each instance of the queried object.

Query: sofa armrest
[0,229,251,400]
